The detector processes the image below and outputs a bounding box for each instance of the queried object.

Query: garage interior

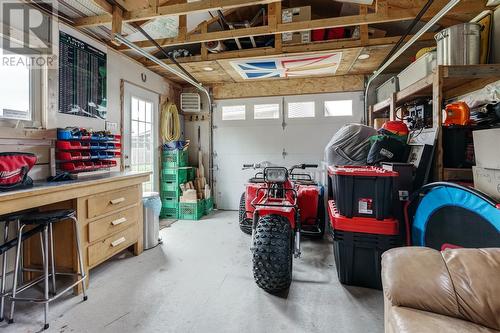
[0,0,499,332]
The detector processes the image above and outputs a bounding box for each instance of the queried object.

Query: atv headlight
[264,167,288,183]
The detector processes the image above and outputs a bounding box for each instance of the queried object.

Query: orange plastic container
[444,102,470,126]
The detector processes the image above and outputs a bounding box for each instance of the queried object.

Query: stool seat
[20,210,76,225]
[0,210,36,223]
[0,225,44,255]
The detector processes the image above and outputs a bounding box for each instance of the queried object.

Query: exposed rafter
[90,0,113,14]
[74,0,282,27]
[116,0,486,51]
[142,32,437,67]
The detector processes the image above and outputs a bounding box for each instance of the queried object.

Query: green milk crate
[204,197,214,215]
[161,197,178,209]
[160,205,178,219]
[162,149,188,168]
[161,182,181,199]
[161,168,189,184]
[188,167,196,181]
[179,201,204,220]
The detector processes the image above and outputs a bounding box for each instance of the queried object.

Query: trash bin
[143,192,162,250]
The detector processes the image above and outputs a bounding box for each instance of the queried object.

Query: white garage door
[213,92,364,210]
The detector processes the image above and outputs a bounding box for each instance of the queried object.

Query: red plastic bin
[101,160,117,168]
[60,162,86,172]
[328,200,399,236]
[328,166,398,220]
[56,141,91,150]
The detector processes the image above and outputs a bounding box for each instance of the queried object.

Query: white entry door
[123,82,160,192]
[213,92,364,210]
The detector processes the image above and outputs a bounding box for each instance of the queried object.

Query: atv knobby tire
[252,215,293,293]
[239,192,252,234]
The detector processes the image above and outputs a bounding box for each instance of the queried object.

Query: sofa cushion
[443,248,500,331]
[382,247,460,318]
[382,247,500,330]
[388,306,500,333]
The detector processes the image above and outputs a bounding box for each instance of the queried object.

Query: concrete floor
[0,211,383,333]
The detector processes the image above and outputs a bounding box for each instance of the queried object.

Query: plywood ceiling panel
[151,60,236,84]
[348,45,391,74]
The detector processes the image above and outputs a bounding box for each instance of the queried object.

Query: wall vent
[181,93,201,112]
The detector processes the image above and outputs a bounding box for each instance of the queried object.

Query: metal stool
[8,209,87,330]
[0,211,40,322]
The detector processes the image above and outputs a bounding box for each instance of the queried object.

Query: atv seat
[249,177,265,184]
[294,180,317,185]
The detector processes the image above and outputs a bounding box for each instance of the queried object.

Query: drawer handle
[111,237,126,247]
[111,217,127,226]
[110,197,125,205]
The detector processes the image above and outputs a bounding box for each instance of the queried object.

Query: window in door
[324,100,353,117]
[254,103,280,119]
[131,97,154,192]
[287,101,315,118]
[222,105,246,120]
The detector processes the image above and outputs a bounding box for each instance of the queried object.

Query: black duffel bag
[367,136,409,165]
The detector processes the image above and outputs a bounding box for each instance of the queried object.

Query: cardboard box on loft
[282,6,311,44]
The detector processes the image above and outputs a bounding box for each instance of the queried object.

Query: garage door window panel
[254,104,280,120]
[222,105,246,121]
[287,101,315,118]
[325,100,353,117]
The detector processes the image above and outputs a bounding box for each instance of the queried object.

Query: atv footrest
[301,225,322,237]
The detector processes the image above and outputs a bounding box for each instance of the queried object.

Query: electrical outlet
[106,121,118,132]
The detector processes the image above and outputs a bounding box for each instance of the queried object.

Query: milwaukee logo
[0,169,22,179]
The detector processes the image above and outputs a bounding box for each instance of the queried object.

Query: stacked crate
[160,149,190,219]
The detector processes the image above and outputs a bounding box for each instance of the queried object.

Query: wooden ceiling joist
[142,32,436,69]
[91,0,114,14]
[74,0,282,27]
[116,0,486,51]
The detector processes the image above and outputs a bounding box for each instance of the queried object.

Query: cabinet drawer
[88,226,138,267]
[88,206,139,243]
[87,186,139,219]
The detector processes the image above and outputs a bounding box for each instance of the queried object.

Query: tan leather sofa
[381,247,500,333]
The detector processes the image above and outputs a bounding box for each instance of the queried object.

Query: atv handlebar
[303,164,318,169]
[289,163,318,173]
[243,163,318,171]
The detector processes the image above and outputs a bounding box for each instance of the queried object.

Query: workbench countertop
[0,171,151,202]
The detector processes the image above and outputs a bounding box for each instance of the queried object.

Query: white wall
[183,88,211,178]
[46,23,171,133]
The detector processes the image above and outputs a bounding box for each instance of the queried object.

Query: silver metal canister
[434,23,481,65]
[143,192,162,250]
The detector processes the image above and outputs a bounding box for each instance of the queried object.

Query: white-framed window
[324,100,353,117]
[131,97,155,192]
[288,101,315,118]
[254,103,280,119]
[0,44,42,127]
[222,105,246,120]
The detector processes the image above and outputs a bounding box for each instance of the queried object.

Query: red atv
[239,163,325,293]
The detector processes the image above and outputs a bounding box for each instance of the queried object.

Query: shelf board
[396,74,433,105]
[372,98,391,112]
[443,168,473,181]
[370,64,500,110]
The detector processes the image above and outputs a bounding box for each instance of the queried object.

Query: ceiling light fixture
[358,54,370,60]
[203,67,214,71]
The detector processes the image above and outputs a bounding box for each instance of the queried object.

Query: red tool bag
[0,153,37,191]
